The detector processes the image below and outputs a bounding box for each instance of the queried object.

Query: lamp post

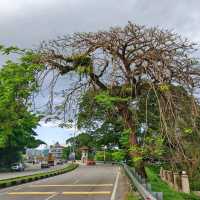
[104,145,107,164]
[72,109,76,162]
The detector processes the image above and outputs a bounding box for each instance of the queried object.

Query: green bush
[11,181,17,186]
[21,179,26,183]
[0,182,7,188]
[28,178,33,181]
[95,151,112,161]
[112,150,125,162]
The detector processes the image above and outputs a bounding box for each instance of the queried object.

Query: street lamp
[104,145,107,164]
[72,109,76,162]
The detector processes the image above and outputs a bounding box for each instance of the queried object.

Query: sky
[1,0,200,145]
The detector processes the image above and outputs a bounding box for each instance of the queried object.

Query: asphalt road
[0,163,68,180]
[0,164,128,200]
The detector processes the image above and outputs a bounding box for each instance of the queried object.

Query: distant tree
[66,133,94,149]
[62,147,70,160]
[78,90,123,149]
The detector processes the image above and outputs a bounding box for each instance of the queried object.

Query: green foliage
[62,147,71,160]
[78,90,124,149]
[95,151,112,161]
[183,128,193,135]
[126,192,141,200]
[67,54,93,76]
[0,48,44,167]
[66,133,94,149]
[120,129,131,148]
[159,84,170,92]
[146,166,200,200]
[0,45,23,55]
[112,150,125,162]
[95,91,130,109]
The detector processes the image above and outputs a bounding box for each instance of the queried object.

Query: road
[0,164,128,200]
[0,163,68,180]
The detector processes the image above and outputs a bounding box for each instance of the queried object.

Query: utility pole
[104,145,107,164]
[72,108,76,162]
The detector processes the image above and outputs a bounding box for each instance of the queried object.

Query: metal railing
[122,163,163,200]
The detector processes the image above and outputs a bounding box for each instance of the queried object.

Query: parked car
[86,160,96,165]
[41,163,50,168]
[11,163,25,171]
[56,160,63,165]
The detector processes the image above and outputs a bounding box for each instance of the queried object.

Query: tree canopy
[0,47,44,166]
[16,22,200,176]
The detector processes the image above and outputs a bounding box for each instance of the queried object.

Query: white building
[50,142,65,160]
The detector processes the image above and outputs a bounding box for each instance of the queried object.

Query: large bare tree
[37,22,200,174]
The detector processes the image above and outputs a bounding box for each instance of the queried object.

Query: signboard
[69,152,75,161]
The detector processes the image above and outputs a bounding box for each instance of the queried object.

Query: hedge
[0,164,78,189]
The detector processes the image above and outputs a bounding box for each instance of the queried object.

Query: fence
[160,167,190,193]
[122,163,163,200]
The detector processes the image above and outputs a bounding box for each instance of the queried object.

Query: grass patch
[145,166,200,200]
[0,164,78,188]
[126,192,141,200]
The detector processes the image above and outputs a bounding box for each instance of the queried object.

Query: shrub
[11,181,17,186]
[112,150,125,162]
[95,151,112,161]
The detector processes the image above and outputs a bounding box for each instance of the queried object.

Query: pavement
[0,164,129,200]
[0,163,68,180]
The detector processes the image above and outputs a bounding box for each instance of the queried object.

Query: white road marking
[73,179,79,184]
[14,186,24,191]
[62,191,111,195]
[7,192,57,195]
[45,193,58,200]
[110,168,120,200]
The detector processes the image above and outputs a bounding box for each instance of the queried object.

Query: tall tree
[0,47,44,166]
[35,22,200,175]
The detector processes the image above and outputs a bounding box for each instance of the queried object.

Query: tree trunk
[118,103,147,178]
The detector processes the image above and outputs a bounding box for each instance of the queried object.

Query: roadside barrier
[122,163,163,200]
[0,164,78,189]
[160,167,190,193]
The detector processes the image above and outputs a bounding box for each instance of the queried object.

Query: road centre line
[62,191,111,195]
[7,192,57,195]
[30,184,113,187]
[7,191,111,195]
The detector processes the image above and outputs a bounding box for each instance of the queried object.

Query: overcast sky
[1,0,200,145]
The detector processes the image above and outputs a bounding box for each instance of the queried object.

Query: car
[56,160,63,165]
[86,160,96,165]
[41,163,50,168]
[11,163,25,171]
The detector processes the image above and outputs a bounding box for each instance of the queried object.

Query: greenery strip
[0,164,78,189]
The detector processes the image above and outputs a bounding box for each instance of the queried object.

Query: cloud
[0,0,200,49]
[1,0,200,142]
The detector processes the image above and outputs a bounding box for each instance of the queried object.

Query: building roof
[79,146,89,150]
